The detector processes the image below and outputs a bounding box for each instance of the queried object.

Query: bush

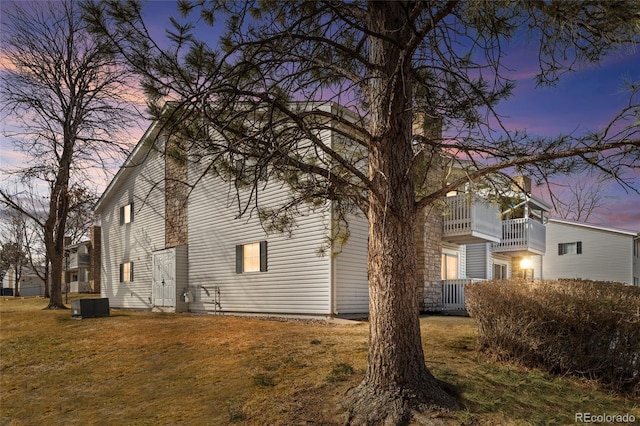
[466,279,640,395]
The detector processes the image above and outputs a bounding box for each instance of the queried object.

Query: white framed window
[493,262,508,279]
[236,241,267,273]
[441,253,458,280]
[558,241,582,255]
[120,202,134,225]
[120,262,134,282]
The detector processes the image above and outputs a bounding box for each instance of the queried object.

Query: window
[120,202,134,225]
[493,263,507,279]
[441,253,458,280]
[634,240,639,257]
[558,241,582,255]
[236,241,267,273]
[120,262,134,282]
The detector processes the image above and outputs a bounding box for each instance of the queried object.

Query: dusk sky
[1,1,639,230]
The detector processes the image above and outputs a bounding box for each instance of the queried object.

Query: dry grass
[1,296,638,425]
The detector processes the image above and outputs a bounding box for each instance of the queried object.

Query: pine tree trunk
[345,2,459,424]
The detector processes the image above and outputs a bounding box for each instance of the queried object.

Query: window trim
[493,261,508,279]
[558,241,582,256]
[236,241,267,274]
[441,252,458,280]
[120,202,134,225]
[120,261,134,282]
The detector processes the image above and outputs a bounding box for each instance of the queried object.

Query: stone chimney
[165,136,189,248]
[413,113,445,311]
[512,175,532,193]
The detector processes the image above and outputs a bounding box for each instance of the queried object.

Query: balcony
[68,252,90,270]
[443,194,502,244]
[492,218,546,256]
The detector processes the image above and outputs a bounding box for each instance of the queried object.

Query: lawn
[1,296,638,425]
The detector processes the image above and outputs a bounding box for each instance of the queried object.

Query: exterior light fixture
[520,257,533,281]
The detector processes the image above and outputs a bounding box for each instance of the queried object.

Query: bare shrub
[466,279,640,395]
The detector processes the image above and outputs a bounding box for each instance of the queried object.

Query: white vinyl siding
[465,243,490,279]
[543,220,635,284]
[95,108,373,316]
[187,164,333,316]
[97,137,166,309]
[333,212,369,315]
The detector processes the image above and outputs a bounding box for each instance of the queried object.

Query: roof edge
[548,218,639,236]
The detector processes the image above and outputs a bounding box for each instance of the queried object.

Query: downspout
[329,203,336,317]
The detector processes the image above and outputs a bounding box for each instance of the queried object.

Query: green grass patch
[326,362,355,382]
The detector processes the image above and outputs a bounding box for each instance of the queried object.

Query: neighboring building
[1,265,46,297]
[542,219,640,286]
[94,104,369,316]
[63,228,101,294]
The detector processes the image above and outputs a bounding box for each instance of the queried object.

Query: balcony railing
[443,194,502,244]
[69,281,92,293]
[441,278,484,311]
[68,253,90,270]
[492,218,546,256]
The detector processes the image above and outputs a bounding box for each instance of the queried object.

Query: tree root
[344,377,461,426]
[42,304,69,310]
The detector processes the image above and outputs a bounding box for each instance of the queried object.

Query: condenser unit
[71,298,110,319]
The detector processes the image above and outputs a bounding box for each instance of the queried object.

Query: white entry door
[152,250,176,307]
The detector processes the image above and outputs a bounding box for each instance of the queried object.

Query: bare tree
[0,209,28,297]
[65,185,98,243]
[0,0,142,309]
[1,188,51,297]
[543,172,615,223]
[86,1,640,423]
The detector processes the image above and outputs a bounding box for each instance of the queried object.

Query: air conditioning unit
[71,298,110,319]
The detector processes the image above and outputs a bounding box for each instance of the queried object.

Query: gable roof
[94,120,161,213]
[93,101,359,215]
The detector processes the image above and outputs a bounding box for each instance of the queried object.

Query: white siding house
[95,110,370,317]
[1,266,45,297]
[95,122,168,310]
[542,219,640,285]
